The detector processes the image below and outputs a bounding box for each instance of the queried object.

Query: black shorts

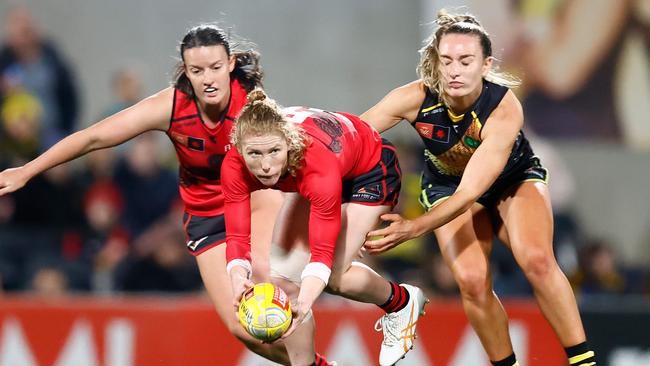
[419,155,548,211]
[342,139,401,208]
[182,212,226,256]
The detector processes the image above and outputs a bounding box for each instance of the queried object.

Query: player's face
[438,33,492,100]
[183,45,235,107]
[241,133,289,187]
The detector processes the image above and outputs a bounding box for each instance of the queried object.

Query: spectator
[570,239,641,296]
[114,133,178,237]
[80,180,130,293]
[0,90,42,168]
[100,67,143,119]
[29,265,69,297]
[0,5,79,149]
[116,217,201,293]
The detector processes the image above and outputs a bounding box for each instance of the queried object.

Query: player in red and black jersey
[0,25,331,366]
[223,89,428,366]
[361,10,596,366]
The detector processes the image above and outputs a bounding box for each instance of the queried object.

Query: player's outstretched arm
[0,88,173,196]
[361,80,424,133]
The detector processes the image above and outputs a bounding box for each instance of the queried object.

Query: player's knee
[325,275,344,295]
[455,268,490,302]
[520,249,554,282]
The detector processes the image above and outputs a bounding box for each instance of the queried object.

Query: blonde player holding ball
[223,89,428,366]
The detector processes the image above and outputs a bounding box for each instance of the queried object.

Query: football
[238,282,292,342]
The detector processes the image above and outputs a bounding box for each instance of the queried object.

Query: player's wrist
[412,217,429,238]
[227,259,252,278]
[300,262,331,285]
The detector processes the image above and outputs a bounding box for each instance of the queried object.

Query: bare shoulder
[492,90,523,126]
[144,87,175,108]
[129,87,175,131]
[390,80,427,117]
[482,89,524,139]
[376,80,426,121]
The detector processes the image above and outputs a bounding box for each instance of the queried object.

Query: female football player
[223,89,427,366]
[361,10,596,366]
[0,24,332,366]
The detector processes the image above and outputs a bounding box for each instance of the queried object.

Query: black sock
[491,353,518,366]
[566,342,596,365]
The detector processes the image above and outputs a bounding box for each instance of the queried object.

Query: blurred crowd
[0,5,649,304]
[0,6,201,296]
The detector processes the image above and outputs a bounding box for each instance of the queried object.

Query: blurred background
[0,0,648,365]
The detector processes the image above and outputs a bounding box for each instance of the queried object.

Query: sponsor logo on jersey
[421,102,444,117]
[415,122,433,139]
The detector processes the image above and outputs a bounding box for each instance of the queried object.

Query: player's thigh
[195,244,238,328]
[250,189,284,278]
[496,182,554,258]
[330,203,390,276]
[271,192,310,251]
[434,204,494,283]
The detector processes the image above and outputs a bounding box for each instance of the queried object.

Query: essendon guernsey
[167,79,248,215]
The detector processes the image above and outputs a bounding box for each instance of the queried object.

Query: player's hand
[280,300,310,340]
[0,167,29,196]
[363,213,419,254]
[230,266,254,310]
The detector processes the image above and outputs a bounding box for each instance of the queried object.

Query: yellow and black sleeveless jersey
[412,80,535,183]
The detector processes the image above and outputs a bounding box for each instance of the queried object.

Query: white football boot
[375,284,428,366]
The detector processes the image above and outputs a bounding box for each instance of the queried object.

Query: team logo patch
[171,132,205,151]
[188,137,205,151]
[463,135,480,149]
[432,125,450,143]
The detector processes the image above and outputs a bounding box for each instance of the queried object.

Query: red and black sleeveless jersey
[166,79,248,215]
[413,80,534,182]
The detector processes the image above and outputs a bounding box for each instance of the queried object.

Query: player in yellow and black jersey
[361,9,596,366]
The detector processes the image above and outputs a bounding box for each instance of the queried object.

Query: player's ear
[228,54,236,73]
[482,56,493,77]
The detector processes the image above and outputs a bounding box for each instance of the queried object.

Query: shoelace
[374,313,400,346]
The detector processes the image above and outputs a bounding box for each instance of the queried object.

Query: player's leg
[434,204,516,364]
[189,189,290,364]
[250,189,285,281]
[265,193,336,366]
[325,203,391,302]
[496,182,595,365]
[327,202,427,366]
[255,191,334,366]
[268,193,311,282]
[271,277,320,366]
[196,245,290,365]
